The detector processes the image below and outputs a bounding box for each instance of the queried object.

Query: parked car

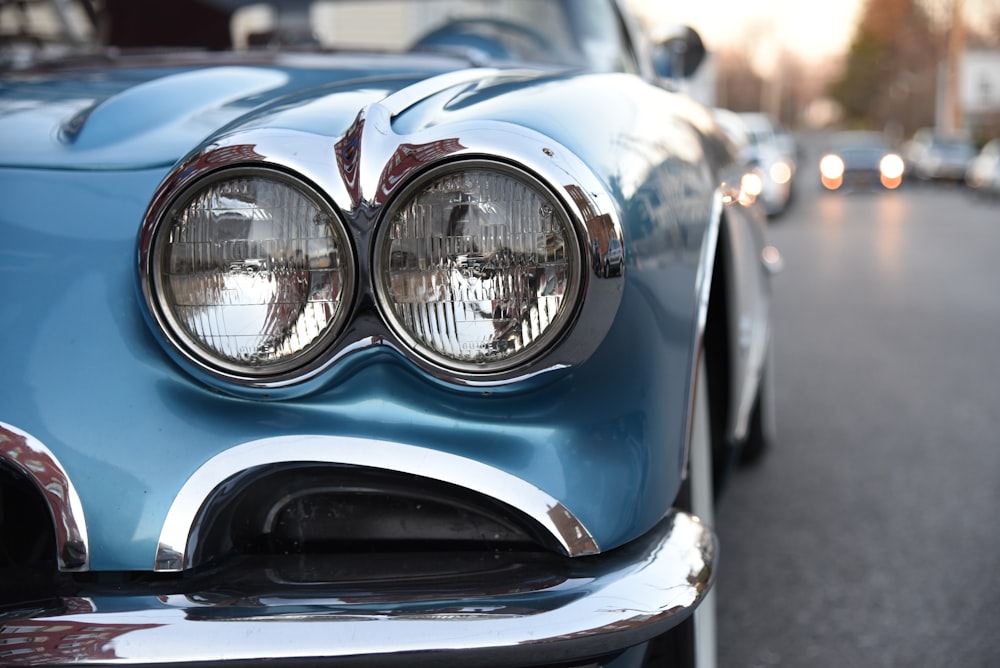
[819,131,906,191]
[0,1,776,666]
[711,107,770,214]
[731,112,797,217]
[904,129,977,182]
[965,138,1000,197]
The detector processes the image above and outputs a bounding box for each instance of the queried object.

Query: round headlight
[146,168,354,381]
[769,160,792,185]
[741,170,764,197]
[880,153,905,180]
[374,162,581,373]
[819,154,845,180]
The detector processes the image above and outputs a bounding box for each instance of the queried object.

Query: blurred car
[712,108,770,215]
[905,129,977,182]
[819,131,905,191]
[0,1,776,666]
[732,112,796,217]
[965,139,1000,197]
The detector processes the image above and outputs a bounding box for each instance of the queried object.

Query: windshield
[0,0,103,67]
[3,0,630,72]
[830,132,890,151]
[928,140,975,158]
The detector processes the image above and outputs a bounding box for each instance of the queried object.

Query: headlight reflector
[148,168,353,379]
[375,163,581,373]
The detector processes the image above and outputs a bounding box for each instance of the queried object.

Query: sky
[631,0,866,65]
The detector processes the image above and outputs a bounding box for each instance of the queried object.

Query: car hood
[0,52,470,170]
[835,146,888,169]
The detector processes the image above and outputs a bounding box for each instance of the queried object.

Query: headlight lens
[375,163,581,373]
[148,168,354,379]
[819,154,845,180]
[880,153,905,180]
[769,160,792,185]
[741,170,764,197]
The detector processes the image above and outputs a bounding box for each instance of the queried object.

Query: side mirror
[652,25,706,79]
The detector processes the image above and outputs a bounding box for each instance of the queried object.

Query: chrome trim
[138,79,625,395]
[155,435,599,572]
[0,422,89,571]
[683,190,724,468]
[9,512,714,667]
[694,190,724,348]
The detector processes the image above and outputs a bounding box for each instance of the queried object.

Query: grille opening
[0,465,61,609]
[191,465,566,579]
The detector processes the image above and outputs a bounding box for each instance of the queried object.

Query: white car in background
[965,139,1000,197]
[716,111,796,217]
[904,129,977,182]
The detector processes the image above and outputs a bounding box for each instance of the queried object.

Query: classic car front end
[0,2,774,666]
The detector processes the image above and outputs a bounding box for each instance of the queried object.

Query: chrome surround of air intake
[154,435,600,572]
[0,422,89,571]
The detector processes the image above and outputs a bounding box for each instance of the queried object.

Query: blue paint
[0,60,713,570]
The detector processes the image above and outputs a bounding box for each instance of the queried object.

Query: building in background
[960,50,1000,139]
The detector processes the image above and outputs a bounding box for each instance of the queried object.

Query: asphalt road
[714,140,1000,667]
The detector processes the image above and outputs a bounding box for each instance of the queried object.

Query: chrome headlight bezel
[138,165,356,385]
[137,111,625,395]
[372,159,585,375]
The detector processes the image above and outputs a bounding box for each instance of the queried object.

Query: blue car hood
[1,53,710,568]
[0,52,465,170]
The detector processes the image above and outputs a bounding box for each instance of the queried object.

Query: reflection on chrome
[739,170,763,206]
[761,245,784,275]
[7,512,714,667]
[0,422,89,571]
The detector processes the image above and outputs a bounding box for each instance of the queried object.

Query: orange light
[881,173,902,189]
[821,174,843,190]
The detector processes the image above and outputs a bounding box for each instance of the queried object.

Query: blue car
[0,1,776,666]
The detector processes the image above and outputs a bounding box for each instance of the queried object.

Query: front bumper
[0,511,715,667]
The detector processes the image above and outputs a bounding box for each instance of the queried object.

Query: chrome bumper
[0,511,715,667]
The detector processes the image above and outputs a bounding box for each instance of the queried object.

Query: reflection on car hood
[0,52,469,170]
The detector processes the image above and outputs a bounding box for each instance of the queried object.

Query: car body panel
[1,61,721,571]
[904,128,977,182]
[0,1,773,664]
[966,138,1000,195]
[0,54,473,169]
